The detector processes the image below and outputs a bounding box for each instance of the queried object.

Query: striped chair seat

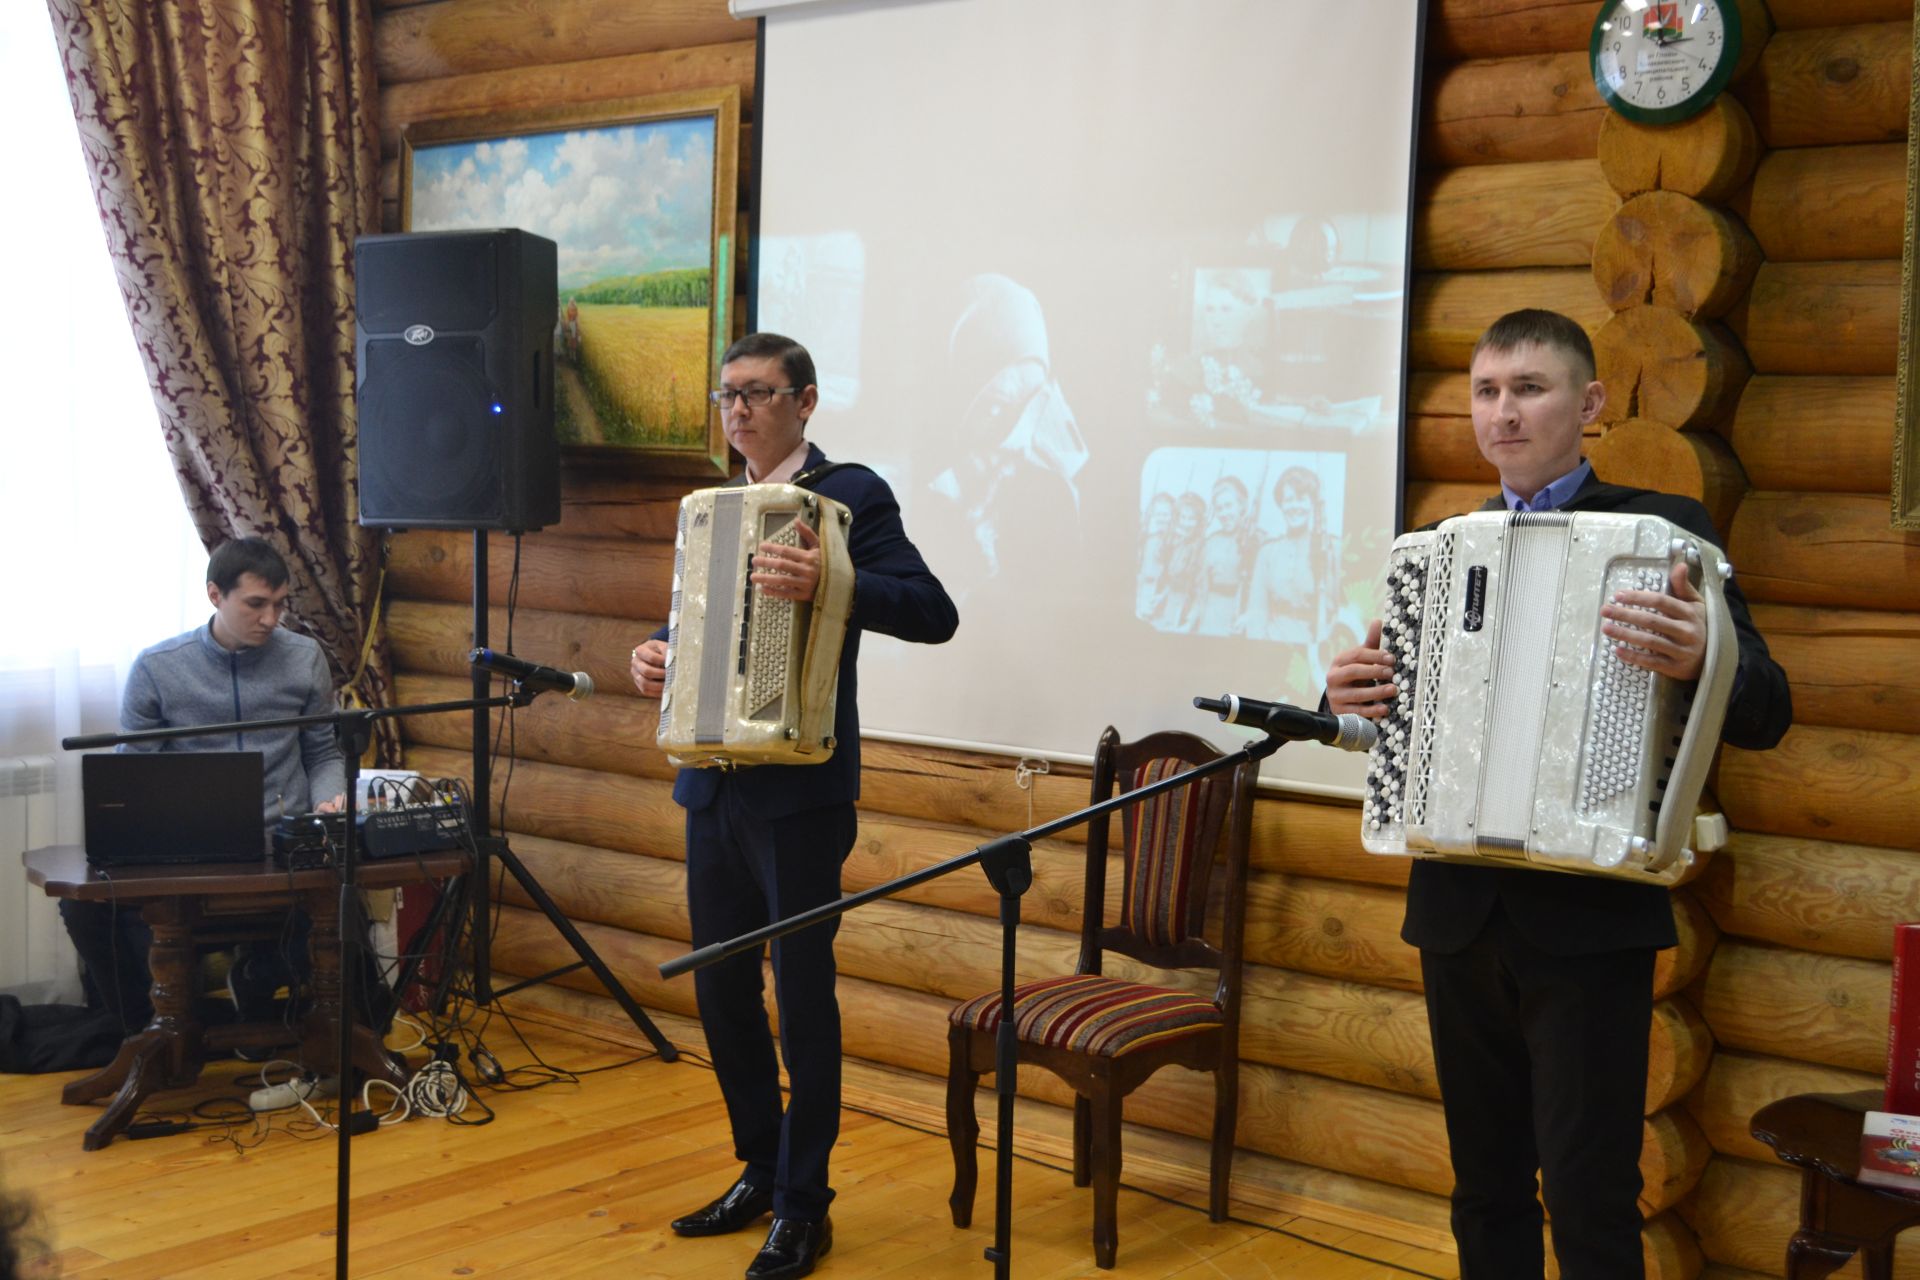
[949,973,1222,1058]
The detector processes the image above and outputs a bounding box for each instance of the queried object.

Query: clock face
[1591,0,1742,125]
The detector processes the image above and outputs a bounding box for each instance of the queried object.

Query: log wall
[371,2,1920,1275]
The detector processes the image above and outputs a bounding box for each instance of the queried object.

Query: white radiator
[0,755,78,1001]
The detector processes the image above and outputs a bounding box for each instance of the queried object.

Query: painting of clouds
[410,115,721,449]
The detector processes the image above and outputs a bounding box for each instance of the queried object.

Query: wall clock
[1591,0,1743,125]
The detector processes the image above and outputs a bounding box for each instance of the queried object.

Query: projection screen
[749,0,1424,795]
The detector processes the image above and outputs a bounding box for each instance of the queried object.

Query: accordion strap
[791,460,876,492]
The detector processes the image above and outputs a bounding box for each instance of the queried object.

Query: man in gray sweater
[62,537,346,1030]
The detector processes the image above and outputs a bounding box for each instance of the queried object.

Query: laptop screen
[82,751,267,865]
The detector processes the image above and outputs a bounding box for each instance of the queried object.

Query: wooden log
[1728,375,1895,494]
[1245,875,1423,992]
[1416,160,1618,271]
[1422,51,1606,168]
[1730,260,1902,376]
[1719,723,1920,853]
[1590,307,1749,431]
[1597,97,1760,201]
[497,835,688,940]
[1728,492,1920,611]
[1736,143,1906,263]
[1768,0,1914,29]
[1404,482,1493,531]
[405,745,683,859]
[1697,829,1920,961]
[1677,1156,1806,1276]
[1635,1212,1707,1280]
[389,607,663,715]
[1655,895,1720,1004]
[1640,1108,1714,1216]
[551,469,699,541]
[373,0,751,84]
[1743,603,1920,736]
[1694,939,1889,1075]
[1736,21,1914,150]
[1411,268,1609,369]
[397,671,672,784]
[1408,415,1501,484]
[1589,419,1746,535]
[1426,1,1594,61]
[1591,192,1761,320]
[377,41,756,158]
[386,528,672,620]
[1647,998,1715,1114]
[1686,1048,1883,1162]
[1409,368,1469,418]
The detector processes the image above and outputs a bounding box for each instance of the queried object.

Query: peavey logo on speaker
[1462,565,1488,632]
[403,324,435,346]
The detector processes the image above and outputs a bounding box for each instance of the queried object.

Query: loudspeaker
[354,229,560,531]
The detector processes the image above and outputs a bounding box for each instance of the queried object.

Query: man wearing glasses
[631,333,957,1279]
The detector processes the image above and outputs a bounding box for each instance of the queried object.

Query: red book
[1887,924,1920,1113]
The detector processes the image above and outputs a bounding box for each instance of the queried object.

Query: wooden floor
[0,1010,1459,1279]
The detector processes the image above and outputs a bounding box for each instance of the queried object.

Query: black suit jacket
[658,443,958,820]
[1400,476,1792,956]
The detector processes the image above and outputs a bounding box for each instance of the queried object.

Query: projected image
[1147,213,1402,435]
[923,273,1087,607]
[760,233,866,412]
[1138,448,1346,647]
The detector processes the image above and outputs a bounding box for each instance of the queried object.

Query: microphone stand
[660,723,1291,1279]
[67,684,561,1280]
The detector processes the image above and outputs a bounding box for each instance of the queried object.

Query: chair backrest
[1077,727,1257,1001]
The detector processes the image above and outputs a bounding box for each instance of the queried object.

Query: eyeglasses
[709,386,800,408]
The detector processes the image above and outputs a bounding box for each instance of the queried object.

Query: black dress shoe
[745,1216,832,1279]
[670,1178,773,1237]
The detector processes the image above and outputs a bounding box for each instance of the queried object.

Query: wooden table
[1751,1089,1920,1279]
[25,845,466,1150]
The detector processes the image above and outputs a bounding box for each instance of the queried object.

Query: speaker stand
[461,529,676,1059]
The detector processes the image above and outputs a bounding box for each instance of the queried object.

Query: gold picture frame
[401,87,740,477]
[1894,14,1920,528]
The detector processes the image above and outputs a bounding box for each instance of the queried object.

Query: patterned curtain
[46,0,397,762]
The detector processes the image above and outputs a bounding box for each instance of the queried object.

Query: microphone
[469,648,595,701]
[1193,694,1377,753]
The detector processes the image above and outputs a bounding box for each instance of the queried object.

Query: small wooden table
[1751,1089,1920,1279]
[25,845,466,1150]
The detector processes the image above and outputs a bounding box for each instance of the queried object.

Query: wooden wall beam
[387,528,672,619]
[378,41,755,158]
[1410,268,1609,368]
[1685,1049,1883,1162]
[1694,939,1889,1074]
[1676,1156,1806,1276]
[1422,51,1605,167]
[1728,491,1920,610]
[1427,1,1593,61]
[1718,723,1920,852]
[1742,603,1920,737]
[1416,159,1618,270]
[1736,21,1913,149]
[1695,830,1920,961]
[1736,142,1906,262]
[1732,260,1901,377]
[374,0,752,85]
[1729,375,1895,494]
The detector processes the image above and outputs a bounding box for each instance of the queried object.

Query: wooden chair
[945,725,1257,1268]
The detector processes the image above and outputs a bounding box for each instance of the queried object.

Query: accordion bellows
[1361,510,1737,884]
[657,482,855,768]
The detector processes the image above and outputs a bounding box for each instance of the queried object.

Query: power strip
[250,1075,338,1112]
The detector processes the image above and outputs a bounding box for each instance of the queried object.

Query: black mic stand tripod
[660,715,1294,1278]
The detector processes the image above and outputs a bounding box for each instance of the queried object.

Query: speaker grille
[357,236,498,334]
[358,337,497,523]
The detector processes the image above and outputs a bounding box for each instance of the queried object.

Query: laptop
[82,751,268,866]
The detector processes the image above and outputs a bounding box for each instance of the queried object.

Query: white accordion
[1361,510,1737,884]
[656,482,856,768]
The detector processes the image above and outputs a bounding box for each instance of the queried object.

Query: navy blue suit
[1407,477,1790,1279]
[659,444,956,1221]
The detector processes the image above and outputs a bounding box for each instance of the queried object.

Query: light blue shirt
[1502,460,1593,513]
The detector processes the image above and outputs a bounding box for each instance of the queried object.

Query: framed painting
[401,87,740,476]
